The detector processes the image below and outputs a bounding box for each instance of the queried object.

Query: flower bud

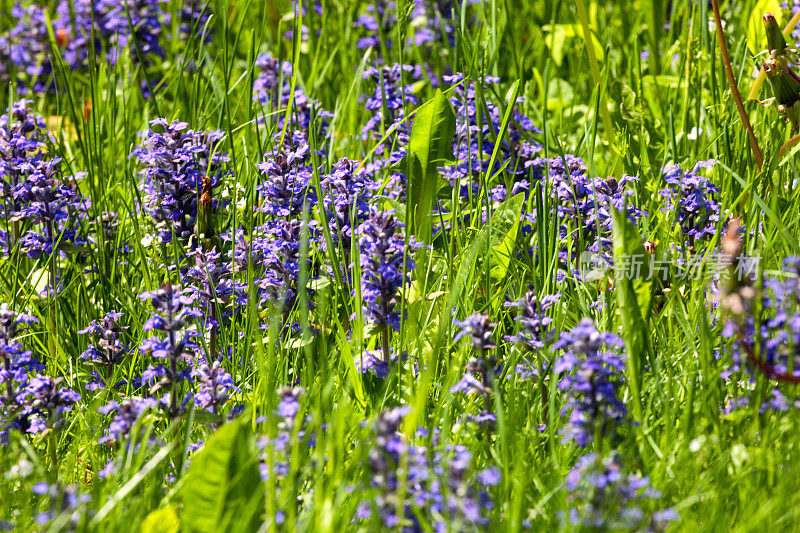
[763,13,787,55]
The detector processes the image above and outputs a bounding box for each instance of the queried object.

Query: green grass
[3,0,800,531]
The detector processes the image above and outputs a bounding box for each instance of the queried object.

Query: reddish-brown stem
[779,132,800,160]
[712,0,764,170]
[739,329,800,384]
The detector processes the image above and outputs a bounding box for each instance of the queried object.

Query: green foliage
[5,0,800,531]
[180,422,264,532]
[612,207,652,423]
[141,506,180,533]
[404,89,456,242]
[747,0,784,54]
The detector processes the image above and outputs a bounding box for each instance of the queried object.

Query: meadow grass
[2,0,800,531]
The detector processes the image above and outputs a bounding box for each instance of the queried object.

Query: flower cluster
[320,158,378,260]
[0,100,48,207]
[353,0,480,53]
[183,247,245,331]
[440,74,543,197]
[540,157,644,271]
[258,386,312,485]
[98,397,157,445]
[564,453,677,531]
[358,209,415,333]
[79,311,129,390]
[450,313,502,425]
[16,157,88,260]
[191,359,238,415]
[32,482,91,528]
[659,160,720,247]
[554,318,627,447]
[255,131,315,219]
[138,284,201,416]
[0,100,87,264]
[356,406,498,531]
[505,291,561,351]
[505,291,561,377]
[253,53,332,135]
[0,305,41,443]
[0,4,51,92]
[133,118,228,244]
[21,376,81,434]
[361,64,420,155]
[721,257,800,406]
[248,133,320,320]
[0,1,213,93]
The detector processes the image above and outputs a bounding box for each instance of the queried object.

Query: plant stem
[711,0,764,170]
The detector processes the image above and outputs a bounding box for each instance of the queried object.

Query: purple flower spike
[659,160,720,248]
[133,119,228,244]
[565,453,677,531]
[79,311,129,370]
[192,359,239,414]
[554,318,627,447]
[358,208,416,332]
[357,405,496,530]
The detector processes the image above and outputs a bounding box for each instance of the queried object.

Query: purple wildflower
[183,246,245,330]
[139,283,202,415]
[659,160,720,248]
[554,318,627,447]
[0,305,40,443]
[361,64,420,155]
[79,311,128,368]
[0,100,48,227]
[256,131,315,219]
[449,312,502,416]
[0,5,52,92]
[31,482,90,528]
[320,158,378,259]
[191,359,239,414]
[357,406,496,530]
[252,54,333,134]
[358,208,415,332]
[505,291,561,351]
[98,397,157,444]
[564,453,677,531]
[454,313,497,352]
[133,119,228,244]
[22,376,80,432]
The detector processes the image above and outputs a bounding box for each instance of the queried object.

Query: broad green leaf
[140,506,179,533]
[747,0,783,54]
[489,193,525,282]
[431,192,525,358]
[404,89,456,242]
[611,208,652,424]
[180,421,264,532]
[544,24,602,67]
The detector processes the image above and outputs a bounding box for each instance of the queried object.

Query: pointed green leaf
[611,208,652,423]
[405,89,456,242]
[489,192,525,282]
[180,421,264,532]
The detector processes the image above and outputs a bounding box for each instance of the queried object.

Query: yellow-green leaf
[747,0,783,54]
[140,506,179,533]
